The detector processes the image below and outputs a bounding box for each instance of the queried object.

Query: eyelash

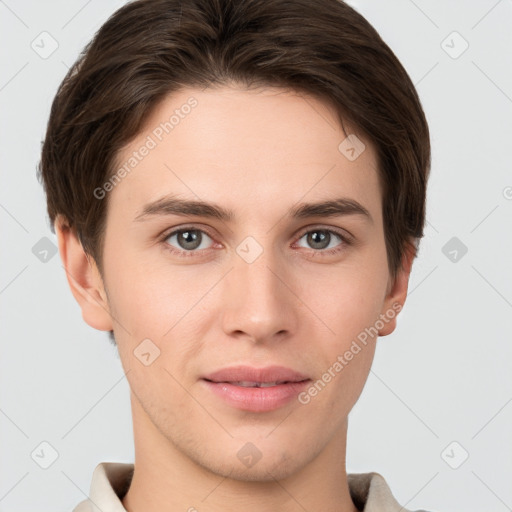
[158,225,353,259]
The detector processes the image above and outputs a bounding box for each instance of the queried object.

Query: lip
[202,365,310,384]
[201,380,311,412]
[201,365,311,412]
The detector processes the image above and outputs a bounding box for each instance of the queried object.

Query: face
[68,85,410,481]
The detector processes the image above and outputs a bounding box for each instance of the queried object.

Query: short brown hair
[38,0,430,284]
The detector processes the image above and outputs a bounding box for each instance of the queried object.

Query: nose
[220,242,299,344]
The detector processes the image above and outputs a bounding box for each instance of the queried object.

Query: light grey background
[1,1,511,511]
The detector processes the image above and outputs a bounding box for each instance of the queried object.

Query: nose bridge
[221,235,298,341]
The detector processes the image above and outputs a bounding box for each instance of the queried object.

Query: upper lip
[202,365,310,383]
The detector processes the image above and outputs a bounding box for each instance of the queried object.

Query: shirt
[72,462,432,512]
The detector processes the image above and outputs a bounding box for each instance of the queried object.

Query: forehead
[108,85,381,225]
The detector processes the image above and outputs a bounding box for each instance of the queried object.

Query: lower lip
[201,379,311,412]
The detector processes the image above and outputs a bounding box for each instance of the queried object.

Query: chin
[202,443,304,483]
[215,458,300,483]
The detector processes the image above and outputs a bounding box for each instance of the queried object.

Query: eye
[159,225,353,259]
[294,227,352,255]
[162,227,215,257]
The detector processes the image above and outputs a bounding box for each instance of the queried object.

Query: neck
[122,391,359,512]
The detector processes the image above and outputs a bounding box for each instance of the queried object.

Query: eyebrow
[133,195,373,224]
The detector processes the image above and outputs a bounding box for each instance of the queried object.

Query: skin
[55,84,414,512]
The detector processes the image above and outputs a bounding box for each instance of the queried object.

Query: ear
[54,215,113,331]
[378,240,417,337]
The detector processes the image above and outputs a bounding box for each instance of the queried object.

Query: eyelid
[294,223,354,243]
[161,223,352,242]
[160,223,217,241]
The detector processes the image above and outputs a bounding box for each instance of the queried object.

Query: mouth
[200,365,311,411]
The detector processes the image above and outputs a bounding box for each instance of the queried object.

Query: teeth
[231,381,288,388]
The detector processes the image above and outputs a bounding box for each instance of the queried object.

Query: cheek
[103,247,194,337]
[105,258,211,382]
[305,277,382,416]
[306,261,388,338]
[300,257,388,398]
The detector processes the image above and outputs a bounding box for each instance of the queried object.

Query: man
[38,0,432,510]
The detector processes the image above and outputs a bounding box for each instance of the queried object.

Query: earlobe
[54,215,113,332]
[378,241,417,337]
